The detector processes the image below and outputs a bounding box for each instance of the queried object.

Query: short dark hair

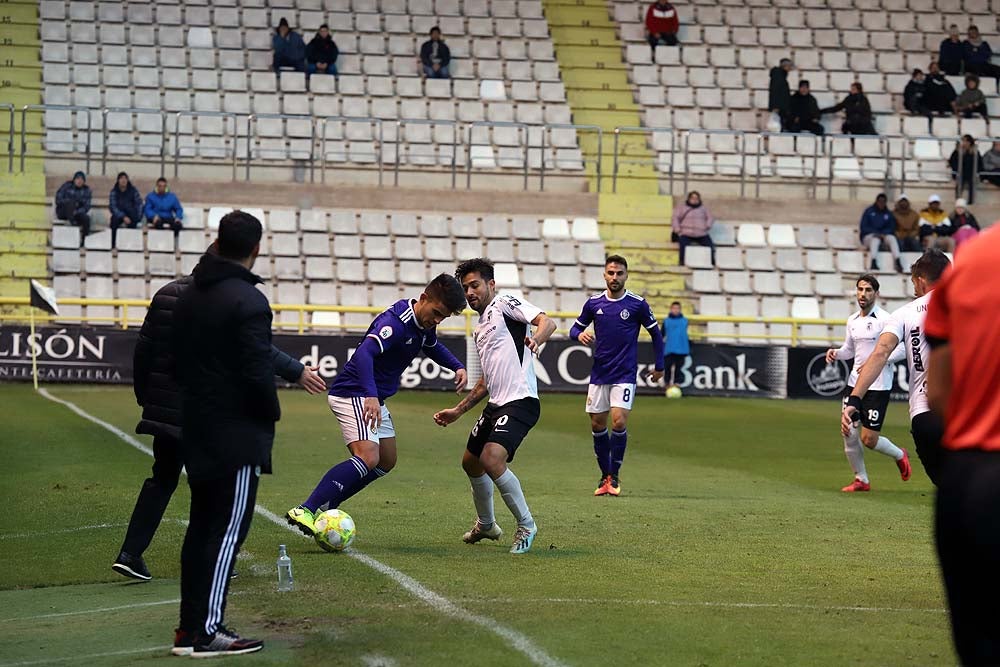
[910,249,950,283]
[856,274,880,292]
[217,210,263,260]
[965,74,980,85]
[430,25,441,35]
[156,177,167,185]
[319,23,329,30]
[455,257,494,282]
[912,68,923,76]
[779,58,792,67]
[851,81,864,93]
[424,273,467,315]
[605,254,628,270]
[875,192,887,201]
[798,79,810,88]
[962,133,975,144]
[670,301,681,307]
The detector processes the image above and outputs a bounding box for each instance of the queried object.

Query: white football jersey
[474,293,543,406]
[834,305,901,391]
[882,292,933,419]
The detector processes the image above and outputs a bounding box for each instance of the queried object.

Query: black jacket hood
[192,252,262,289]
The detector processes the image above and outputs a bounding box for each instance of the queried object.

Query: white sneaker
[462,520,503,544]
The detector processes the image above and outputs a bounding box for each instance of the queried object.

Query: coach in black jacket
[168,212,301,655]
[112,265,324,585]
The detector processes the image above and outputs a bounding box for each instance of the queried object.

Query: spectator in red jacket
[645,0,679,60]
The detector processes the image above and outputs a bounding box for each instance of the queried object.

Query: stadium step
[0,168,51,308]
[542,0,656,194]
[598,192,673,241]
[0,2,37,25]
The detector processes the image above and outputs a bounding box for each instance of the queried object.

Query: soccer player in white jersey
[569,255,664,496]
[841,250,951,484]
[434,258,556,554]
[825,274,910,492]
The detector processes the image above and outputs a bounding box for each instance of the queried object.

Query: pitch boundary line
[474,597,947,614]
[0,523,129,540]
[0,645,171,667]
[0,599,181,624]
[37,388,568,667]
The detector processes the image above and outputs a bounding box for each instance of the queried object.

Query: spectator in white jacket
[672,191,715,265]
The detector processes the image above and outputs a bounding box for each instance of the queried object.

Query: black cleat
[191,626,263,658]
[112,551,151,581]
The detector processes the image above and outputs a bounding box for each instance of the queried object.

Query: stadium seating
[614,0,1000,183]
[50,207,606,329]
[38,0,584,171]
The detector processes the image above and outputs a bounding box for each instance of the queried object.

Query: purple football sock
[592,429,611,475]
[335,467,390,508]
[610,429,628,475]
[302,456,369,512]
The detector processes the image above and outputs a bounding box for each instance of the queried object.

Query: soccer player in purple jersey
[569,255,665,497]
[286,274,468,538]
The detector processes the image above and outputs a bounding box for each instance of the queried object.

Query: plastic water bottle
[276,544,293,592]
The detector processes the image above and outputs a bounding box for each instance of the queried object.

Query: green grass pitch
[0,383,953,666]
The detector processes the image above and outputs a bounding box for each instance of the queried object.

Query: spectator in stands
[893,194,922,252]
[787,80,824,136]
[661,302,689,390]
[904,69,929,117]
[925,61,958,115]
[306,24,338,77]
[981,141,1000,186]
[272,17,306,74]
[859,193,903,272]
[963,25,1000,83]
[645,0,679,59]
[939,25,965,76]
[109,171,143,249]
[949,134,985,204]
[821,82,876,135]
[671,191,714,266]
[144,178,184,234]
[953,75,988,119]
[919,194,954,251]
[55,170,91,243]
[419,27,451,79]
[768,58,794,131]
[950,198,981,254]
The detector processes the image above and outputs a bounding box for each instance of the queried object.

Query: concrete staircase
[1,1,49,319]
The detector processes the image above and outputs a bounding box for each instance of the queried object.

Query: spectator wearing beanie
[920,194,954,251]
[950,198,980,254]
[55,170,92,243]
[272,17,306,73]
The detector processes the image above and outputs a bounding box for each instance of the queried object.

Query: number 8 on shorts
[586,383,636,414]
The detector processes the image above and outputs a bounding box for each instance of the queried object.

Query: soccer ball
[313,509,356,552]
[666,385,683,399]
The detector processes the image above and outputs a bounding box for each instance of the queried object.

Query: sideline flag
[30,279,60,315]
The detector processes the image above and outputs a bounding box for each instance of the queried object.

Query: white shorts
[328,395,396,445]
[585,383,636,414]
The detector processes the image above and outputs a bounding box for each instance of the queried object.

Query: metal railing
[173,110,241,181]
[0,297,841,345]
[316,114,385,186]
[101,107,168,176]
[20,104,94,173]
[2,103,13,173]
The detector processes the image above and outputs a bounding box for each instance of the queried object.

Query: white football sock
[494,468,535,530]
[469,474,495,529]
[873,436,904,461]
[843,427,869,484]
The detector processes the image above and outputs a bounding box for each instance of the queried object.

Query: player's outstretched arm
[645,320,666,383]
[434,377,487,426]
[841,331,898,434]
[526,312,557,353]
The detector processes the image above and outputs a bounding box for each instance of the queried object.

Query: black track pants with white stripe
[180,464,259,636]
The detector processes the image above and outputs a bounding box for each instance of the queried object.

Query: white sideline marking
[0,645,171,667]
[1,599,181,624]
[38,388,568,667]
[476,597,947,615]
[0,523,128,540]
[361,654,399,667]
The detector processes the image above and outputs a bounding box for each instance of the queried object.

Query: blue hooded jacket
[144,190,184,221]
[662,314,690,356]
[859,204,896,241]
